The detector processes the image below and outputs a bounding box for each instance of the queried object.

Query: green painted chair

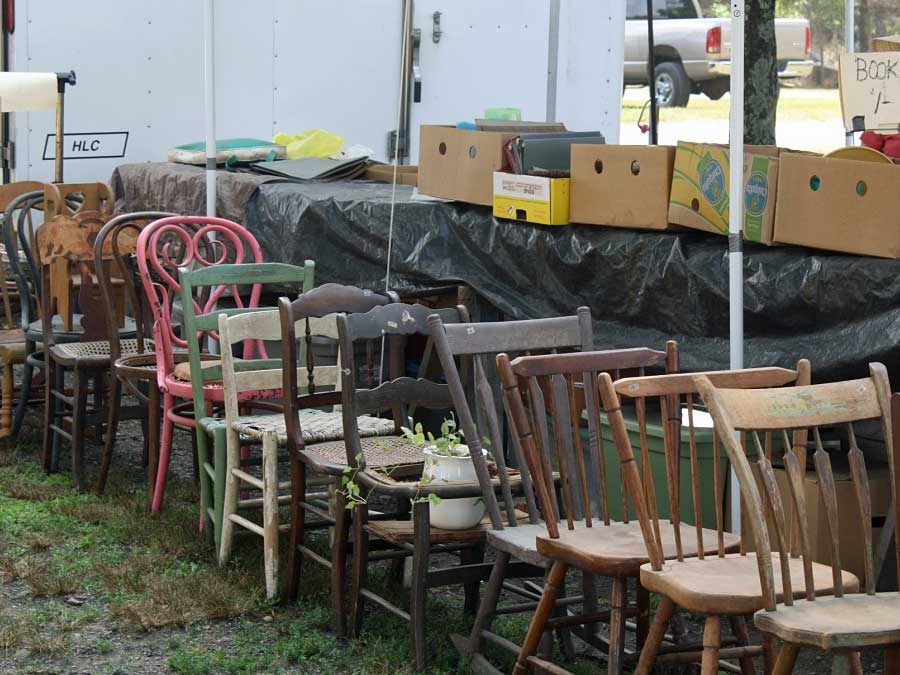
[177,260,315,553]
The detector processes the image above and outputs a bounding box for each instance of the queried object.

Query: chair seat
[50,338,145,365]
[300,435,423,474]
[537,522,741,577]
[27,315,138,343]
[640,552,860,616]
[488,521,587,568]
[754,593,900,651]
[231,409,395,445]
[370,510,531,546]
[0,340,26,363]
[0,328,24,345]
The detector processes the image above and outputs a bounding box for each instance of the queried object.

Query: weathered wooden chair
[429,307,608,672]
[697,364,900,675]
[598,363,859,674]
[136,216,265,513]
[340,301,509,671]
[93,211,176,495]
[281,284,412,628]
[498,348,746,675]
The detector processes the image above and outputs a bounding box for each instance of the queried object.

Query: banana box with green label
[668,142,783,245]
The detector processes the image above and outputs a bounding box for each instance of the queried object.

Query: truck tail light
[706,26,722,55]
[805,26,812,55]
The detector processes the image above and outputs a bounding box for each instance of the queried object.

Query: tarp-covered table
[113,162,900,382]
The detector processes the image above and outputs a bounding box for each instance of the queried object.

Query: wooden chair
[281,284,414,628]
[599,363,859,674]
[429,307,608,673]
[697,364,900,675]
[0,182,44,438]
[136,216,265,513]
[340,301,508,671]
[498,347,745,675]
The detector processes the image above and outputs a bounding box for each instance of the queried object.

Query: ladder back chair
[499,346,726,675]
[340,301,502,671]
[136,215,264,513]
[93,211,176,496]
[429,307,607,672]
[280,284,402,630]
[600,362,858,675]
[697,364,899,675]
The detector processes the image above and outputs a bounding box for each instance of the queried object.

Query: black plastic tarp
[113,164,900,383]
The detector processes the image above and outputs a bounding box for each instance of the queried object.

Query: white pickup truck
[624,0,814,107]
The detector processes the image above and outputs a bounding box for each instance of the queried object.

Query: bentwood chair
[599,363,858,675]
[429,307,605,672]
[136,216,265,513]
[698,365,900,675]
[93,211,176,496]
[498,347,742,675]
[341,302,506,671]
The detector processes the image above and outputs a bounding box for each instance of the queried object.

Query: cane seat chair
[598,363,859,675]
[697,364,899,675]
[429,307,619,672]
[497,348,748,675]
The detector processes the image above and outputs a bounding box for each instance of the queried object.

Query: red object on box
[861,130,900,159]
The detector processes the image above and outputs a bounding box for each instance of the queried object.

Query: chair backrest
[497,345,676,538]
[337,302,462,472]
[180,260,315,410]
[277,283,394,454]
[43,182,114,220]
[696,364,894,612]
[428,307,594,530]
[135,216,264,391]
[1,184,46,331]
[598,364,807,573]
[93,211,177,361]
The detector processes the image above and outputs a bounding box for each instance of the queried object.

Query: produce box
[570,145,676,230]
[492,172,569,226]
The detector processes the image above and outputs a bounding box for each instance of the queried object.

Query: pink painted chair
[136,216,265,513]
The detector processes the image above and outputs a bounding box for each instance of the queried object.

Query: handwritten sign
[840,51,900,132]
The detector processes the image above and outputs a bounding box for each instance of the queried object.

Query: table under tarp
[112,162,900,382]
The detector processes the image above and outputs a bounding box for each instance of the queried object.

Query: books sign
[840,51,900,132]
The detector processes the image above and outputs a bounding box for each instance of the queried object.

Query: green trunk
[744,0,779,145]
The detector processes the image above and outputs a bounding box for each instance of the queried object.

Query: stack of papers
[247,156,369,181]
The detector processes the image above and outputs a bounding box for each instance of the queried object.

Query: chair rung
[296,544,332,570]
[359,588,410,622]
[277,480,290,490]
[479,629,520,656]
[526,655,570,675]
[228,513,264,536]
[50,390,73,404]
[48,424,73,441]
[203,462,215,480]
[237,494,291,508]
[231,468,263,490]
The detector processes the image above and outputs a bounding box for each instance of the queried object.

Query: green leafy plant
[401,416,469,458]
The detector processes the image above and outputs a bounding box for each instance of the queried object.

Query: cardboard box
[570,145,676,230]
[364,164,418,186]
[873,35,900,52]
[418,125,515,205]
[774,153,900,258]
[492,172,569,226]
[668,142,782,245]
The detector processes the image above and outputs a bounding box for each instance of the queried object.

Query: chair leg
[49,364,64,474]
[462,551,510,659]
[41,358,57,473]
[849,652,863,675]
[701,615,722,675]
[96,376,122,496]
[330,487,349,636]
[831,653,852,675]
[196,420,214,539]
[151,393,175,513]
[608,576,628,675]
[409,501,430,672]
[70,369,89,493]
[261,433,279,600]
[635,595,675,675]
[636,580,650,651]
[772,643,799,675]
[146,385,160,500]
[218,427,241,565]
[513,560,568,675]
[13,341,35,436]
[552,578,575,662]
[461,541,485,615]
[728,615,757,675]
[348,502,369,638]
[286,455,306,601]
[211,424,227,553]
[886,647,900,675]
[1,360,14,438]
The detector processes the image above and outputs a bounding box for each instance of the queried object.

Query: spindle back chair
[697,364,899,674]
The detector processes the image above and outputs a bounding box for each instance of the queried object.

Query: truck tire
[654,62,690,108]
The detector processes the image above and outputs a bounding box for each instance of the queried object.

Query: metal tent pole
[728,0,745,534]
[845,0,855,147]
[645,0,658,145]
[203,0,216,217]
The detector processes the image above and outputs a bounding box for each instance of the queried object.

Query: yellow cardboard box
[492,172,569,226]
[668,141,781,245]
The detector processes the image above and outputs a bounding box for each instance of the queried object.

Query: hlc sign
[42,131,129,160]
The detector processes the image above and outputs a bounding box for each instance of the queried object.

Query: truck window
[626,0,646,20]
[628,0,698,20]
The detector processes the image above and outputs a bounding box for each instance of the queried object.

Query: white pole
[845,0,855,146]
[203,0,217,217]
[728,0,745,534]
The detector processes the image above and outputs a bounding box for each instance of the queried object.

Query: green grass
[620,88,841,123]
[0,440,607,674]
